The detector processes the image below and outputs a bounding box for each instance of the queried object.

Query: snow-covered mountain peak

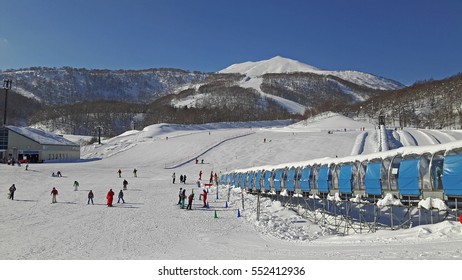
[219,56,404,90]
[219,56,322,77]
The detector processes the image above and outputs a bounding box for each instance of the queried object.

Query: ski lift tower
[378,115,386,126]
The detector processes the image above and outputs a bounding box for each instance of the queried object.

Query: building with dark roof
[0,126,80,163]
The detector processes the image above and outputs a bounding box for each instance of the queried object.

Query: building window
[0,128,8,150]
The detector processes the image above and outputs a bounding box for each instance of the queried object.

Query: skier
[87,190,94,205]
[180,188,186,209]
[25,164,29,171]
[73,180,79,191]
[177,187,183,205]
[183,174,187,184]
[106,189,115,207]
[117,190,125,203]
[51,187,58,203]
[117,169,122,178]
[209,171,213,184]
[214,172,218,186]
[8,184,16,200]
[179,174,183,184]
[199,170,202,180]
[172,172,176,184]
[133,168,137,177]
[123,179,128,190]
[202,188,208,208]
[186,192,194,210]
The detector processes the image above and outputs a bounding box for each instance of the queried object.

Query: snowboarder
[25,164,29,171]
[73,180,79,191]
[123,179,128,190]
[186,192,194,210]
[202,188,208,208]
[172,172,176,184]
[8,184,16,200]
[133,168,137,177]
[117,190,125,203]
[87,190,94,205]
[51,187,58,203]
[56,171,62,177]
[117,169,122,178]
[106,189,115,207]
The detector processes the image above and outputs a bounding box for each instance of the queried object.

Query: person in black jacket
[8,184,16,200]
[118,190,125,203]
[87,190,94,205]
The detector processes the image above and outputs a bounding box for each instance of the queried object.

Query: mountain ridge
[219,56,404,90]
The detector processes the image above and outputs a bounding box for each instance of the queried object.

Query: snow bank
[377,193,403,208]
[418,197,449,211]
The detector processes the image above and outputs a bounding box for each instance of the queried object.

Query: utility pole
[3,79,12,126]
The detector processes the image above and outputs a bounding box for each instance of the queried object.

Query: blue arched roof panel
[273,169,283,191]
[442,154,462,196]
[240,173,246,189]
[339,165,353,194]
[247,172,254,189]
[233,174,239,187]
[365,162,382,196]
[318,166,330,193]
[398,159,420,196]
[299,167,311,192]
[263,170,272,190]
[285,168,296,191]
[255,171,262,190]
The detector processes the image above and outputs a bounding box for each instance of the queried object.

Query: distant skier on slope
[8,184,16,200]
[177,187,183,205]
[106,189,115,207]
[51,187,58,203]
[186,192,194,210]
[118,190,125,203]
[73,180,79,191]
[202,188,208,208]
[87,190,94,205]
[180,189,186,209]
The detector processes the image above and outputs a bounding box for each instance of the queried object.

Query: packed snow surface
[1,114,462,261]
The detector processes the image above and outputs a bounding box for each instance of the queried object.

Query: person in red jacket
[51,187,58,203]
[186,192,194,210]
[202,188,208,208]
[106,189,115,207]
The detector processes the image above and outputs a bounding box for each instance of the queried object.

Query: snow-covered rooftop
[6,126,79,146]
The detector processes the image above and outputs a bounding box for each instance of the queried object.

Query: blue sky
[0,0,460,85]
